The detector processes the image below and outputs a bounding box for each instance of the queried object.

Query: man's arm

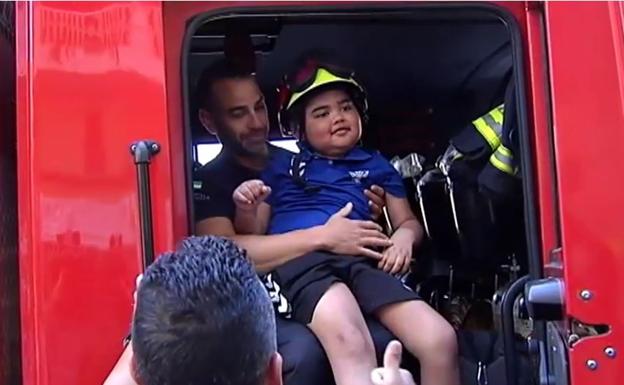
[198,217,326,273]
[196,202,393,274]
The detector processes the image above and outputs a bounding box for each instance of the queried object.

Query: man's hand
[365,185,386,220]
[378,230,412,274]
[319,202,393,260]
[371,341,416,385]
[233,180,271,210]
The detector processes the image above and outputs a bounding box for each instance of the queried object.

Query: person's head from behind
[196,58,269,159]
[279,59,368,158]
[132,236,282,385]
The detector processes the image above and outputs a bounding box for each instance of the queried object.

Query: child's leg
[376,300,460,385]
[308,282,377,385]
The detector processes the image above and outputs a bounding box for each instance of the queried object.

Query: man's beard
[219,130,268,160]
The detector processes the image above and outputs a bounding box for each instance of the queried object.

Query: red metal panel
[17,2,174,384]
[546,2,624,384]
[10,1,553,383]
[524,2,560,269]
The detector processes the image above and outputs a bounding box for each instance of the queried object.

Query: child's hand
[233,179,271,210]
[378,234,412,274]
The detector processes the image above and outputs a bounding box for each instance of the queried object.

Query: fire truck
[0,1,622,385]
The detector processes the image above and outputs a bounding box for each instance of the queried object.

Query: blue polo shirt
[262,142,406,235]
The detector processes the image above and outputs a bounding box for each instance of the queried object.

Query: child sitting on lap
[233,59,459,385]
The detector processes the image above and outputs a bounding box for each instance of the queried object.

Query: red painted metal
[524,2,560,269]
[545,2,624,384]
[16,2,175,384]
[13,1,624,384]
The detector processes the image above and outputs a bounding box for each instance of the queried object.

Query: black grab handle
[501,274,530,385]
[130,140,160,270]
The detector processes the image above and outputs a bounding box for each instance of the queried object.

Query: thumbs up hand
[371,341,416,385]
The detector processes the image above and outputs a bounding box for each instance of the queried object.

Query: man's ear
[263,352,283,385]
[198,108,218,136]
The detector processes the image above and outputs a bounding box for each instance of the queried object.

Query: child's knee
[436,321,458,353]
[311,314,374,359]
[308,283,375,358]
[424,321,458,363]
[331,322,375,358]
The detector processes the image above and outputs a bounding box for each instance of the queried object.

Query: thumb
[383,340,403,370]
[334,202,353,218]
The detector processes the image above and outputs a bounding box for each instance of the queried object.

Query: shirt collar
[297,141,373,162]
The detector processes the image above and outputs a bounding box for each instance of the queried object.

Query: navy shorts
[273,251,421,324]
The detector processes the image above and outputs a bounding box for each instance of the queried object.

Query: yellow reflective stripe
[490,106,504,125]
[490,153,514,174]
[489,145,516,175]
[473,118,501,150]
[498,144,512,157]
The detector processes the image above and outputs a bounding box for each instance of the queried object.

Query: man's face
[200,77,270,158]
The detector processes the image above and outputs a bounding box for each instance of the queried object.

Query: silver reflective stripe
[490,145,516,175]
[482,112,503,137]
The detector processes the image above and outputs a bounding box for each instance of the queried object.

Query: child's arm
[233,179,271,235]
[379,193,424,274]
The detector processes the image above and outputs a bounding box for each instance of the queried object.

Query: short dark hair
[195,58,254,111]
[132,236,276,385]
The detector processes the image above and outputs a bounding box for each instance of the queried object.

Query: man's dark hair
[132,236,276,385]
[195,58,254,111]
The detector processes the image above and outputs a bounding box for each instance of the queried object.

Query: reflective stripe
[473,117,501,150]
[491,104,504,125]
[497,144,512,158]
[472,104,505,150]
[489,144,516,175]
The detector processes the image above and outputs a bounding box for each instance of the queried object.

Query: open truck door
[7,2,624,385]
[523,2,624,385]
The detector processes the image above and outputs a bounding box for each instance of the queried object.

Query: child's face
[303,88,362,157]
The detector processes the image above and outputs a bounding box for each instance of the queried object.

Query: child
[233,60,459,385]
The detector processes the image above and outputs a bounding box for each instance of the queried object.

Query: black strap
[290,152,321,194]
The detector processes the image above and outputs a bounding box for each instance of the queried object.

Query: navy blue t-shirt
[193,145,292,222]
[262,142,406,235]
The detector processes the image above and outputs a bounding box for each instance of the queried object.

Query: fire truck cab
[0,2,623,385]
